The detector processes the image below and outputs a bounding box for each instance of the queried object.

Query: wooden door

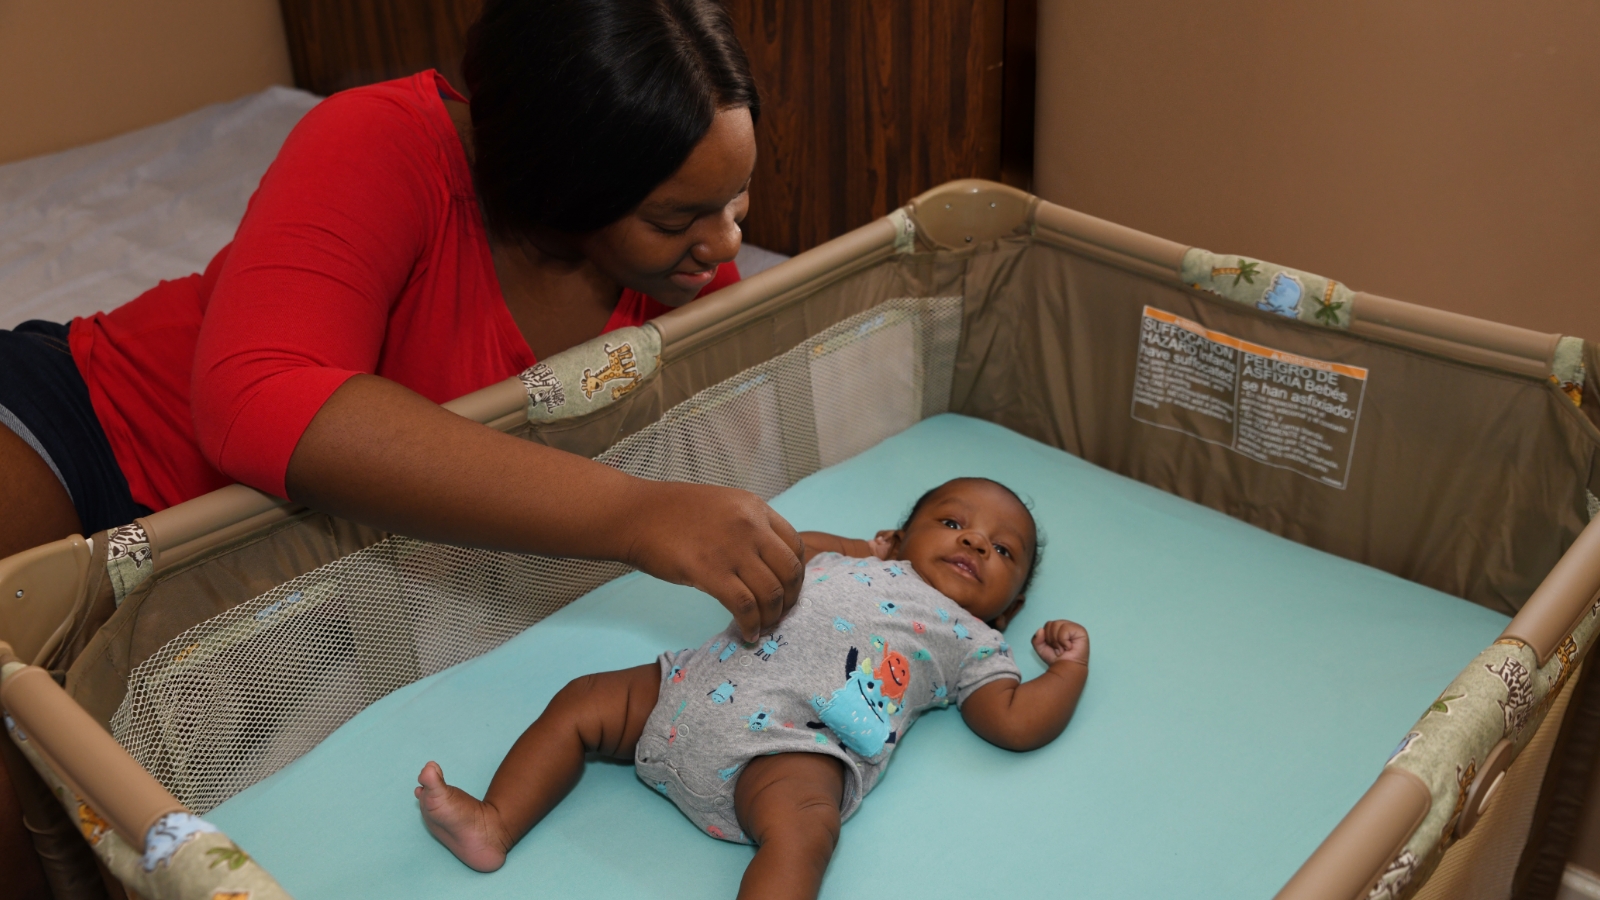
[728,0,1016,255]
[276,0,1034,257]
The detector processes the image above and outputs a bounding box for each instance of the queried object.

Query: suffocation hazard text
[1131,306,1367,488]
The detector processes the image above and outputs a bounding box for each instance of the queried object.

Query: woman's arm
[191,90,801,641]
[959,620,1089,751]
[287,375,802,641]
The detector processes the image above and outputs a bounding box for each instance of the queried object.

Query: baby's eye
[996,545,1012,559]
[940,519,959,530]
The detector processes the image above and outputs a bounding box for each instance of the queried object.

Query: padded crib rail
[1505,516,1600,666]
[2,178,1599,899]
[1278,515,1600,900]
[0,642,292,899]
[1,179,1585,649]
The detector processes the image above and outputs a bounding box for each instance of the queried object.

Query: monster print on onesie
[633,552,1019,843]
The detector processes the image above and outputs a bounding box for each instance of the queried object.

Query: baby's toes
[418,761,448,792]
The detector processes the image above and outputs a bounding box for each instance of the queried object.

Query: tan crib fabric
[15,185,1596,900]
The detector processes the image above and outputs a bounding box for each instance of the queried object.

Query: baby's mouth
[942,555,980,582]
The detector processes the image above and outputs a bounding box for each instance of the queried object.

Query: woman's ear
[990,595,1026,632]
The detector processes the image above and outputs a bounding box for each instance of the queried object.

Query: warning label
[1131,306,1368,488]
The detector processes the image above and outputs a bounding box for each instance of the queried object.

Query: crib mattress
[207,414,1507,898]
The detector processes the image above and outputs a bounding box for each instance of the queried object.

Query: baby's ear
[874,529,903,557]
[990,595,1026,632]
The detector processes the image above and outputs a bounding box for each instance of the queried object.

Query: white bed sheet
[0,86,789,329]
[0,87,320,327]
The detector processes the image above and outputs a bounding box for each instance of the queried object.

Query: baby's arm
[959,620,1089,751]
[797,530,893,564]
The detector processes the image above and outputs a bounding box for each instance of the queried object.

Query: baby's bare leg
[733,752,846,900]
[416,663,660,871]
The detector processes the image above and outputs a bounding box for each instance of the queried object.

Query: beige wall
[0,0,293,165]
[1034,0,1600,339]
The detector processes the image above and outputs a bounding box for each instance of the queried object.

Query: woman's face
[580,107,756,307]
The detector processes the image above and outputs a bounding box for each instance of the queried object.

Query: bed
[0,87,787,329]
[3,179,1599,900]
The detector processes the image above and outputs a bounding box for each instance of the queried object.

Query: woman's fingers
[623,482,802,640]
[767,506,805,562]
[713,576,763,643]
[713,562,790,642]
[739,558,787,641]
[755,514,804,620]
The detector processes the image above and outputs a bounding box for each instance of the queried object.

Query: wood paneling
[277,0,1024,257]
[278,0,479,97]
[728,1,1007,256]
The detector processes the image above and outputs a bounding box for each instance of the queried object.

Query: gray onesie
[634,552,1021,843]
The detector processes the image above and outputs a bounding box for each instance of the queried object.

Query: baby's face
[894,479,1036,623]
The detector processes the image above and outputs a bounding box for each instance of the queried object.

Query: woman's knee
[0,425,80,559]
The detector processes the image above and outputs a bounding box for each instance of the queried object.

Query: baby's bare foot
[415,761,509,872]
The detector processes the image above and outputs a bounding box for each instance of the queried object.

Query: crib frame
[3,179,1599,900]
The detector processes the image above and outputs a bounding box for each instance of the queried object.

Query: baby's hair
[901,478,1045,599]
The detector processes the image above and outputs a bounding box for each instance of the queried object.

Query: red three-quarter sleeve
[73,71,735,511]
[191,88,445,498]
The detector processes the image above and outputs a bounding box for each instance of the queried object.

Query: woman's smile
[669,268,718,291]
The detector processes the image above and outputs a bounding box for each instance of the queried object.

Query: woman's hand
[1032,619,1089,667]
[628,482,803,641]
[285,376,802,641]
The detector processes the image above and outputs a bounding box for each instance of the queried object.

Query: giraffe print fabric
[1366,602,1600,900]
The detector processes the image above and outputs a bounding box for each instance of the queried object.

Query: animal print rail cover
[518,324,661,423]
[1367,598,1600,899]
[1181,248,1355,330]
[2,667,292,900]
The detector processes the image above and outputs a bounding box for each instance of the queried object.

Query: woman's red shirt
[67,71,737,510]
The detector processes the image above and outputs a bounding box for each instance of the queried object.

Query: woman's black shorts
[0,320,149,535]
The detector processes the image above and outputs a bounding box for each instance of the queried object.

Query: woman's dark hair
[461,0,760,236]
[902,479,1045,600]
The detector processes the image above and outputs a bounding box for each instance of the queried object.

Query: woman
[0,0,801,890]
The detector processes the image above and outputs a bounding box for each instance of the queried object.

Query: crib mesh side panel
[110,297,961,814]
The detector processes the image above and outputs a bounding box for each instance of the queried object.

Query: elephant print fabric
[633,553,1019,843]
[1256,271,1303,318]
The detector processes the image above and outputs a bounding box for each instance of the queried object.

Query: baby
[415,477,1090,899]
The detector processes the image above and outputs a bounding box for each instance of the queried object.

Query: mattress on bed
[0,87,320,327]
[205,414,1507,898]
[0,85,789,329]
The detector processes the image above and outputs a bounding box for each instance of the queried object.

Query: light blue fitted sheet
[208,415,1508,898]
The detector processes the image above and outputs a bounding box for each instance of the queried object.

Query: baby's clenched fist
[1032,619,1089,667]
